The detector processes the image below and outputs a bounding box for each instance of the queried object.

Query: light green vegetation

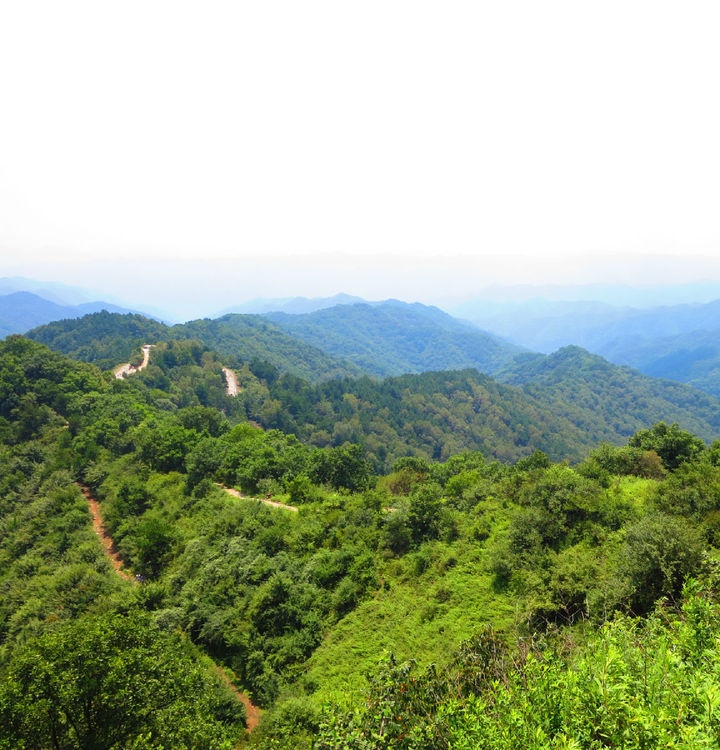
[305,539,516,707]
[5,333,720,748]
[314,578,720,749]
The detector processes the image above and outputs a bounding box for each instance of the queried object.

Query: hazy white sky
[2,1,720,315]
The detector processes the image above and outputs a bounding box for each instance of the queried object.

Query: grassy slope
[300,476,658,709]
[303,497,516,706]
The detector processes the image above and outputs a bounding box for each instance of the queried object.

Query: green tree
[132,515,177,578]
[616,512,705,614]
[628,422,705,471]
[407,482,443,545]
[0,612,243,749]
[310,443,373,492]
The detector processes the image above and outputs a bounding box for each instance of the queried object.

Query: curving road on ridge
[114,346,240,399]
[114,344,153,379]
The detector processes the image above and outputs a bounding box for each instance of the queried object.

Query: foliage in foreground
[6,335,720,748]
[311,579,720,749]
[0,612,243,750]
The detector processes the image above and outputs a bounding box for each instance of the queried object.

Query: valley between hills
[4,298,720,747]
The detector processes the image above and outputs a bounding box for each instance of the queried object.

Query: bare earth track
[82,484,134,582]
[80,482,261,732]
[222,367,240,396]
[222,485,298,512]
[114,344,153,379]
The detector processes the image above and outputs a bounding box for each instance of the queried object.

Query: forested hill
[7,333,720,747]
[249,364,720,468]
[27,310,362,382]
[26,312,720,467]
[172,314,363,381]
[496,345,720,443]
[264,300,522,377]
[27,310,169,370]
[456,296,720,400]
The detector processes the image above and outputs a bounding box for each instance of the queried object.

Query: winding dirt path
[81,484,134,582]
[222,367,240,397]
[114,344,153,379]
[221,485,298,512]
[80,482,262,732]
[214,666,262,732]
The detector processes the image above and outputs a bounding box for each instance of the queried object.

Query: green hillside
[28,311,362,382]
[497,345,720,443]
[27,310,170,370]
[265,300,522,377]
[173,314,363,381]
[245,357,720,470]
[4,335,720,747]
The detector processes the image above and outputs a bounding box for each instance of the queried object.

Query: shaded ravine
[80,482,262,732]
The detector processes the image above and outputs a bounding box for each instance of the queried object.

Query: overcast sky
[2,1,720,317]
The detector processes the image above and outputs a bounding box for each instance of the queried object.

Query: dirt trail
[80,482,261,732]
[214,666,262,732]
[114,344,153,379]
[221,485,298,512]
[222,367,240,396]
[81,484,134,582]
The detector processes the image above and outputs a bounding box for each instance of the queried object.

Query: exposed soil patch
[222,367,240,396]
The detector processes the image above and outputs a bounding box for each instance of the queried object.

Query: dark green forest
[26,312,720,468]
[263,301,521,377]
[27,311,362,382]
[5,326,720,748]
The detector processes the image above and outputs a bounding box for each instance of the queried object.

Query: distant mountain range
[217,293,366,315]
[26,301,521,383]
[457,296,720,398]
[0,291,143,339]
[8,274,720,402]
[0,276,107,305]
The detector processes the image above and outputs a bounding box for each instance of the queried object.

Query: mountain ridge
[263,301,523,377]
[0,291,150,339]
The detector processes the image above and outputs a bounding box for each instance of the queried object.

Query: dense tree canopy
[3,332,720,749]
